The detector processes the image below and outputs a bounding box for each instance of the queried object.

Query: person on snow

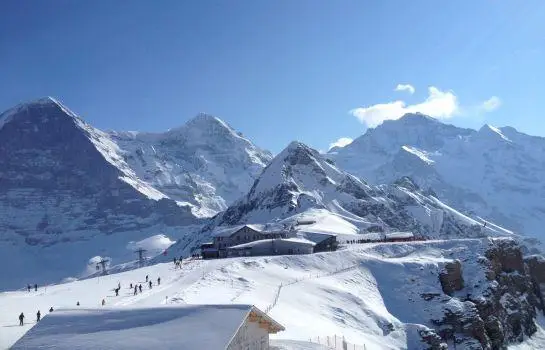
[34,284,38,292]
[19,312,24,326]
[49,307,54,312]
[157,277,161,285]
[36,310,41,322]
[138,284,142,293]
[145,275,149,282]
[27,284,31,292]
[115,287,119,296]
[133,285,138,295]
[130,283,133,289]
[102,299,106,306]
[148,280,152,289]
[76,301,80,306]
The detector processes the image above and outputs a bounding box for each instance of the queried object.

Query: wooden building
[211,225,286,258]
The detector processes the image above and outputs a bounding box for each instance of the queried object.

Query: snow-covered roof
[228,238,316,250]
[299,231,337,244]
[211,224,273,237]
[11,305,284,350]
[385,231,414,239]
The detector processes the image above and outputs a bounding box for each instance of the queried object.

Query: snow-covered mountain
[0,98,270,290]
[329,113,545,240]
[205,141,522,247]
[109,113,272,217]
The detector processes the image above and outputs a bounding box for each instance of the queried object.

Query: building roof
[211,224,272,237]
[298,231,337,244]
[11,305,284,350]
[228,237,316,250]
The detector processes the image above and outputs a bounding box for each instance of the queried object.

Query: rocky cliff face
[424,239,542,349]
[0,98,197,247]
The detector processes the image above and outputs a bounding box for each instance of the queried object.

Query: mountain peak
[184,113,232,130]
[0,96,77,131]
[395,113,439,125]
[165,113,240,141]
[478,124,511,142]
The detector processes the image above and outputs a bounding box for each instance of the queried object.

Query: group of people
[18,273,165,326]
[26,284,38,292]
[18,307,54,326]
[173,256,185,269]
[128,275,160,296]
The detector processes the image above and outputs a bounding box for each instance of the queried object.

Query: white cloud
[481,96,501,112]
[351,86,459,128]
[328,137,353,150]
[394,84,415,94]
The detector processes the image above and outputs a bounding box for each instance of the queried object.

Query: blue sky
[1,1,544,153]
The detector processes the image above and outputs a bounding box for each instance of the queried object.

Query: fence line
[264,263,358,314]
[309,335,367,350]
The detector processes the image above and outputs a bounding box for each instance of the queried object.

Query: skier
[49,307,54,312]
[115,287,119,296]
[19,312,24,326]
[149,280,152,289]
[157,277,161,285]
[133,285,138,295]
[77,301,80,306]
[173,257,177,266]
[138,284,142,293]
[145,275,149,282]
[102,299,106,306]
[27,284,31,292]
[36,310,41,322]
[130,283,133,289]
[34,284,38,292]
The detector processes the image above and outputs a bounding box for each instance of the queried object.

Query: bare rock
[439,260,464,295]
[524,254,545,309]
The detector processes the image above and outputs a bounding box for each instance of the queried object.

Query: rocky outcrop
[416,326,448,350]
[439,260,464,295]
[430,239,541,349]
[432,300,489,349]
[524,255,545,309]
[486,239,525,275]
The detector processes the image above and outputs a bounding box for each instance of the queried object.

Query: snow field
[2,239,544,349]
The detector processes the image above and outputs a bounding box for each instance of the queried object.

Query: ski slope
[2,240,545,349]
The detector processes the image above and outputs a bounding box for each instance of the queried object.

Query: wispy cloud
[351,86,458,128]
[328,137,353,150]
[350,85,500,128]
[394,84,415,94]
[480,96,501,112]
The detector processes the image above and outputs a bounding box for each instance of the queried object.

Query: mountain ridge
[330,113,545,239]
